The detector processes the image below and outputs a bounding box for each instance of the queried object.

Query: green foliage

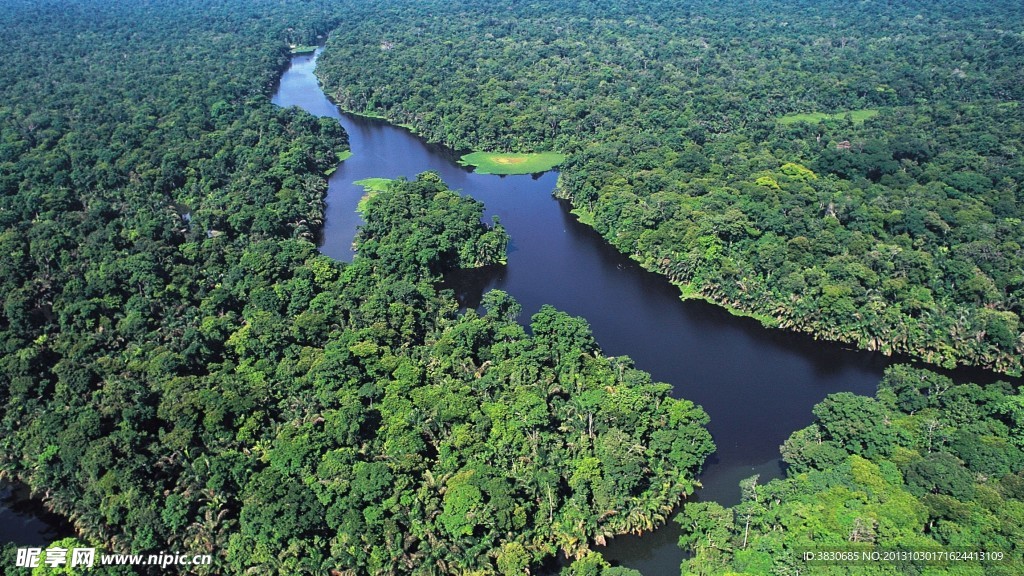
[30,538,87,576]
[355,172,509,273]
[0,5,713,571]
[353,177,391,213]
[680,365,1024,575]
[459,151,567,174]
[316,0,1024,375]
[352,177,393,192]
[560,550,642,576]
[778,109,880,126]
[9,1,1023,575]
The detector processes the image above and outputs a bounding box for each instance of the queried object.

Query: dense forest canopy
[1,0,1022,575]
[316,0,1024,375]
[679,365,1024,575]
[0,1,714,574]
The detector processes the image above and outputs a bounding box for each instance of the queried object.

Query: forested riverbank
[679,365,1024,575]
[316,0,1024,376]
[276,46,1024,575]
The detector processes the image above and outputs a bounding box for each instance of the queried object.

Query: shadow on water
[0,481,75,547]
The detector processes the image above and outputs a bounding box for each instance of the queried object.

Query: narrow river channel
[270,50,898,574]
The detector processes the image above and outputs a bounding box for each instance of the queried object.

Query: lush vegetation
[353,177,394,193]
[678,365,1024,575]
[354,177,393,213]
[459,151,567,175]
[777,109,879,126]
[0,1,715,573]
[316,0,1024,375]
[3,0,1021,574]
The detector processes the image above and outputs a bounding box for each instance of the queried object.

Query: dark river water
[0,481,74,547]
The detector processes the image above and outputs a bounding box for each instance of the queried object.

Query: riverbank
[315,80,1024,378]
[353,177,391,213]
[313,5,1024,380]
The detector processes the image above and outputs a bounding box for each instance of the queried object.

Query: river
[271,50,900,574]
[273,48,1022,575]
[0,481,75,547]
[0,48,990,570]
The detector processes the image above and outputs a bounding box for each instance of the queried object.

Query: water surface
[0,481,75,547]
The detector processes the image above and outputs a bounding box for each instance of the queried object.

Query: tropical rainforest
[317,0,1024,376]
[1,0,1022,575]
[679,365,1024,575]
[0,1,713,574]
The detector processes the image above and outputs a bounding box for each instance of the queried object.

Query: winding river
[271,49,1020,575]
[270,51,896,574]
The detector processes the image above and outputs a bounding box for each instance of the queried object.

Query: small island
[459,151,566,175]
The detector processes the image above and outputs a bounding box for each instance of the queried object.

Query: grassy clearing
[778,109,879,125]
[354,177,392,192]
[570,207,595,227]
[354,178,393,213]
[459,151,566,175]
[290,45,318,55]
